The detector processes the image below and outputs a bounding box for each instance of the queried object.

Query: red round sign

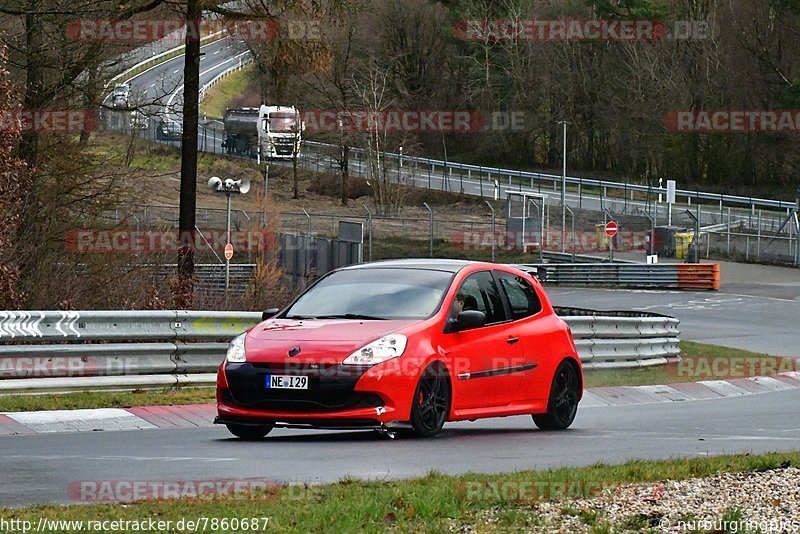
[224,243,234,260]
[604,221,618,237]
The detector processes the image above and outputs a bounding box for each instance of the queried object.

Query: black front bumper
[223,362,383,413]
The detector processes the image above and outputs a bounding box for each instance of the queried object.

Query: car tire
[532,360,580,430]
[408,363,451,438]
[225,423,274,440]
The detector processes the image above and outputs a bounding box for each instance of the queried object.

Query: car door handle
[506,337,519,344]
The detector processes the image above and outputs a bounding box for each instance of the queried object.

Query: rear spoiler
[511,265,548,283]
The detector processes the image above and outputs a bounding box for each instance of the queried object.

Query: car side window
[454,271,508,325]
[497,272,542,320]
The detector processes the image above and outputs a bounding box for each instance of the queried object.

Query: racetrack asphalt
[1,388,799,507]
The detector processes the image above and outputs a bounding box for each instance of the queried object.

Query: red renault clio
[215,259,582,439]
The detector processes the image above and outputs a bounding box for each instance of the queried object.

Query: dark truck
[222,108,259,157]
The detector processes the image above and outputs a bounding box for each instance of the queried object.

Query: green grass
[0,388,215,413]
[200,64,255,120]
[1,452,798,532]
[89,133,253,173]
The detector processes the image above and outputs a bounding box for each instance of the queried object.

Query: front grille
[224,363,380,412]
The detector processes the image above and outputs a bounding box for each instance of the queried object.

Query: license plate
[266,374,308,390]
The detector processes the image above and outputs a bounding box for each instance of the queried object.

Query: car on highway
[111,84,130,108]
[156,118,182,141]
[129,110,148,130]
[215,259,582,439]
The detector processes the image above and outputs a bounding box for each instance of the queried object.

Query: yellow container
[674,232,695,259]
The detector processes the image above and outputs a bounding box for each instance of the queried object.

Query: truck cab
[258,105,302,160]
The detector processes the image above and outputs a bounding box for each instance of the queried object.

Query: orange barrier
[677,263,720,291]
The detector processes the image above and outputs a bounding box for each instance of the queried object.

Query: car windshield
[284,268,452,320]
[268,112,299,133]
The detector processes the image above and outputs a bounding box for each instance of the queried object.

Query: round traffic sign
[224,243,234,260]
[604,221,618,238]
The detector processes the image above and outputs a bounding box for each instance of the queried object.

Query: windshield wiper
[284,315,318,320]
[314,314,387,320]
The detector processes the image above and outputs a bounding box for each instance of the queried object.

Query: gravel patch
[450,466,800,532]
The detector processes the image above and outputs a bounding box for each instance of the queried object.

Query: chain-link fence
[99,102,800,267]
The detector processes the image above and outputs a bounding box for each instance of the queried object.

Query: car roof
[340,258,502,274]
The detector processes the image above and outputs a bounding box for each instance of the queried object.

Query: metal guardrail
[529,263,720,290]
[553,307,681,369]
[0,308,680,394]
[303,140,797,212]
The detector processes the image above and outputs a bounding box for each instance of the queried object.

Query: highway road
[1,389,798,507]
[103,37,248,139]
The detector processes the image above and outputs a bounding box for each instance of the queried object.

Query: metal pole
[695,192,700,263]
[302,208,311,237]
[795,188,800,267]
[602,208,613,262]
[225,192,231,302]
[794,212,800,266]
[363,204,372,261]
[558,120,568,252]
[423,202,433,257]
[609,233,614,262]
[726,207,731,256]
[757,209,762,261]
[264,162,270,196]
[564,204,576,262]
[485,201,496,262]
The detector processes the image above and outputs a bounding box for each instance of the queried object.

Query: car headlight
[343,334,407,366]
[226,333,247,363]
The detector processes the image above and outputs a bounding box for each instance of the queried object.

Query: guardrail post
[363,205,372,261]
[757,209,762,260]
[726,207,731,256]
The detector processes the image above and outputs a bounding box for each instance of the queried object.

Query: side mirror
[447,310,486,333]
[261,308,280,321]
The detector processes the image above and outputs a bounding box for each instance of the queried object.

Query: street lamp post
[485,201,496,262]
[208,176,251,303]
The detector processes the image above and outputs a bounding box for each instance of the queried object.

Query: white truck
[222,105,302,160]
[258,104,302,160]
